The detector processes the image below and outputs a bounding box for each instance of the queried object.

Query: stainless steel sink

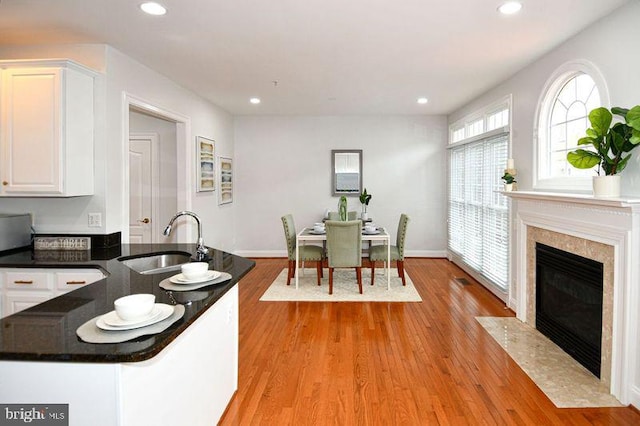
[119,251,193,275]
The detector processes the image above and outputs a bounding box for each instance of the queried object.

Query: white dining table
[295,227,391,290]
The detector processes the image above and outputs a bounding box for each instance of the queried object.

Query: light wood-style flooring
[219,258,640,425]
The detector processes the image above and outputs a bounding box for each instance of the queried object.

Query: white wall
[233,115,448,257]
[448,1,640,196]
[104,47,235,250]
[0,44,236,251]
[0,44,108,234]
[448,1,640,408]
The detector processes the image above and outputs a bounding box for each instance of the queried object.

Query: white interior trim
[532,59,611,191]
[122,93,191,243]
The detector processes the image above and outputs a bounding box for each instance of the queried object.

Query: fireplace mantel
[504,190,640,209]
[505,190,640,407]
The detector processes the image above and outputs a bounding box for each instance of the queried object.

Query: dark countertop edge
[0,245,256,364]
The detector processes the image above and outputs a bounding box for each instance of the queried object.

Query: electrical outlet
[88,213,102,227]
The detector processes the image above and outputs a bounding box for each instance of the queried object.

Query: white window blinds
[448,133,509,291]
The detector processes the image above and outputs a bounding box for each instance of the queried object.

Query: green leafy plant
[567,106,640,175]
[338,196,348,221]
[359,188,372,212]
[501,172,517,184]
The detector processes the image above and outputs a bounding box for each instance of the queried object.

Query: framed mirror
[331,149,362,196]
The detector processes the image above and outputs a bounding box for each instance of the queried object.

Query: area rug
[260,268,422,302]
[476,316,622,408]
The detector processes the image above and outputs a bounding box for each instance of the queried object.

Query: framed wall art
[218,156,233,205]
[196,136,215,192]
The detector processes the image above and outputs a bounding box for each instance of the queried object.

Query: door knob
[138,218,150,224]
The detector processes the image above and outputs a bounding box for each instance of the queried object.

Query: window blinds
[447,133,509,291]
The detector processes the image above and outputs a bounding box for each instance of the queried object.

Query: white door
[129,135,159,243]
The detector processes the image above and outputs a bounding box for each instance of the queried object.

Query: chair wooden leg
[316,261,322,286]
[397,260,406,286]
[329,268,334,295]
[356,267,362,294]
[286,260,294,285]
[370,260,376,286]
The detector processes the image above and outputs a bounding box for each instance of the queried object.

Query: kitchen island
[0,244,255,426]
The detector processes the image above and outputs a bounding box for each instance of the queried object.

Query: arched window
[535,61,609,190]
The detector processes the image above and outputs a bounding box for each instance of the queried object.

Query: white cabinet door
[0,60,95,196]
[4,293,53,316]
[1,269,53,318]
[1,67,62,193]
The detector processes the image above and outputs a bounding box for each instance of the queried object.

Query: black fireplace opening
[535,243,604,378]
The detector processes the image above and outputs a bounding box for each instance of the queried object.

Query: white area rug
[476,316,622,408]
[260,268,422,302]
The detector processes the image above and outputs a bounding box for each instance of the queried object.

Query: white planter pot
[361,211,368,220]
[593,175,621,198]
[504,183,515,192]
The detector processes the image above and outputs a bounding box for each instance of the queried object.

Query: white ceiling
[0,0,630,115]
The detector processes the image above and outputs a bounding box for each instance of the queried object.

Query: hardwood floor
[219,258,640,425]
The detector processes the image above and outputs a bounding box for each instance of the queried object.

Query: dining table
[295,226,391,290]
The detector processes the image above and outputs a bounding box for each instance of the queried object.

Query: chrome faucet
[163,211,209,261]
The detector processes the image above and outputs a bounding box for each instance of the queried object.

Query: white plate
[168,270,221,284]
[309,229,326,235]
[362,230,381,235]
[97,304,174,331]
[103,305,162,327]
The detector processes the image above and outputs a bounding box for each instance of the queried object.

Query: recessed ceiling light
[140,2,167,16]
[417,97,429,105]
[249,97,261,104]
[498,1,522,15]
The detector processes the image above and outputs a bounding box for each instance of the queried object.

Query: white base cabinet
[0,59,96,196]
[0,268,106,319]
[0,284,239,426]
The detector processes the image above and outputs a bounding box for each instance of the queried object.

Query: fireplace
[507,190,640,405]
[535,243,603,377]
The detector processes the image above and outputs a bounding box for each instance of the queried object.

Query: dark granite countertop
[0,244,255,363]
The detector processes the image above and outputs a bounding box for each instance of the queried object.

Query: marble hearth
[506,191,640,407]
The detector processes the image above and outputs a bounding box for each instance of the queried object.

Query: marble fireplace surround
[507,191,640,407]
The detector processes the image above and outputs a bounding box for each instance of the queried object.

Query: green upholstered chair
[327,211,358,221]
[281,214,324,286]
[325,220,363,294]
[370,214,410,286]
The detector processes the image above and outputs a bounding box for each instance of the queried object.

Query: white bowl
[114,294,156,321]
[181,262,209,280]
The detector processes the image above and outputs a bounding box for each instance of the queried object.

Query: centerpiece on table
[338,196,348,221]
[566,105,640,197]
[359,188,372,220]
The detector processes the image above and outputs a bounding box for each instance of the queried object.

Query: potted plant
[338,196,348,221]
[359,188,372,220]
[501,172,517,192]
[567,105,640,197]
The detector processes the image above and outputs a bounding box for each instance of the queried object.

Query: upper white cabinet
[0,59,96,196]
